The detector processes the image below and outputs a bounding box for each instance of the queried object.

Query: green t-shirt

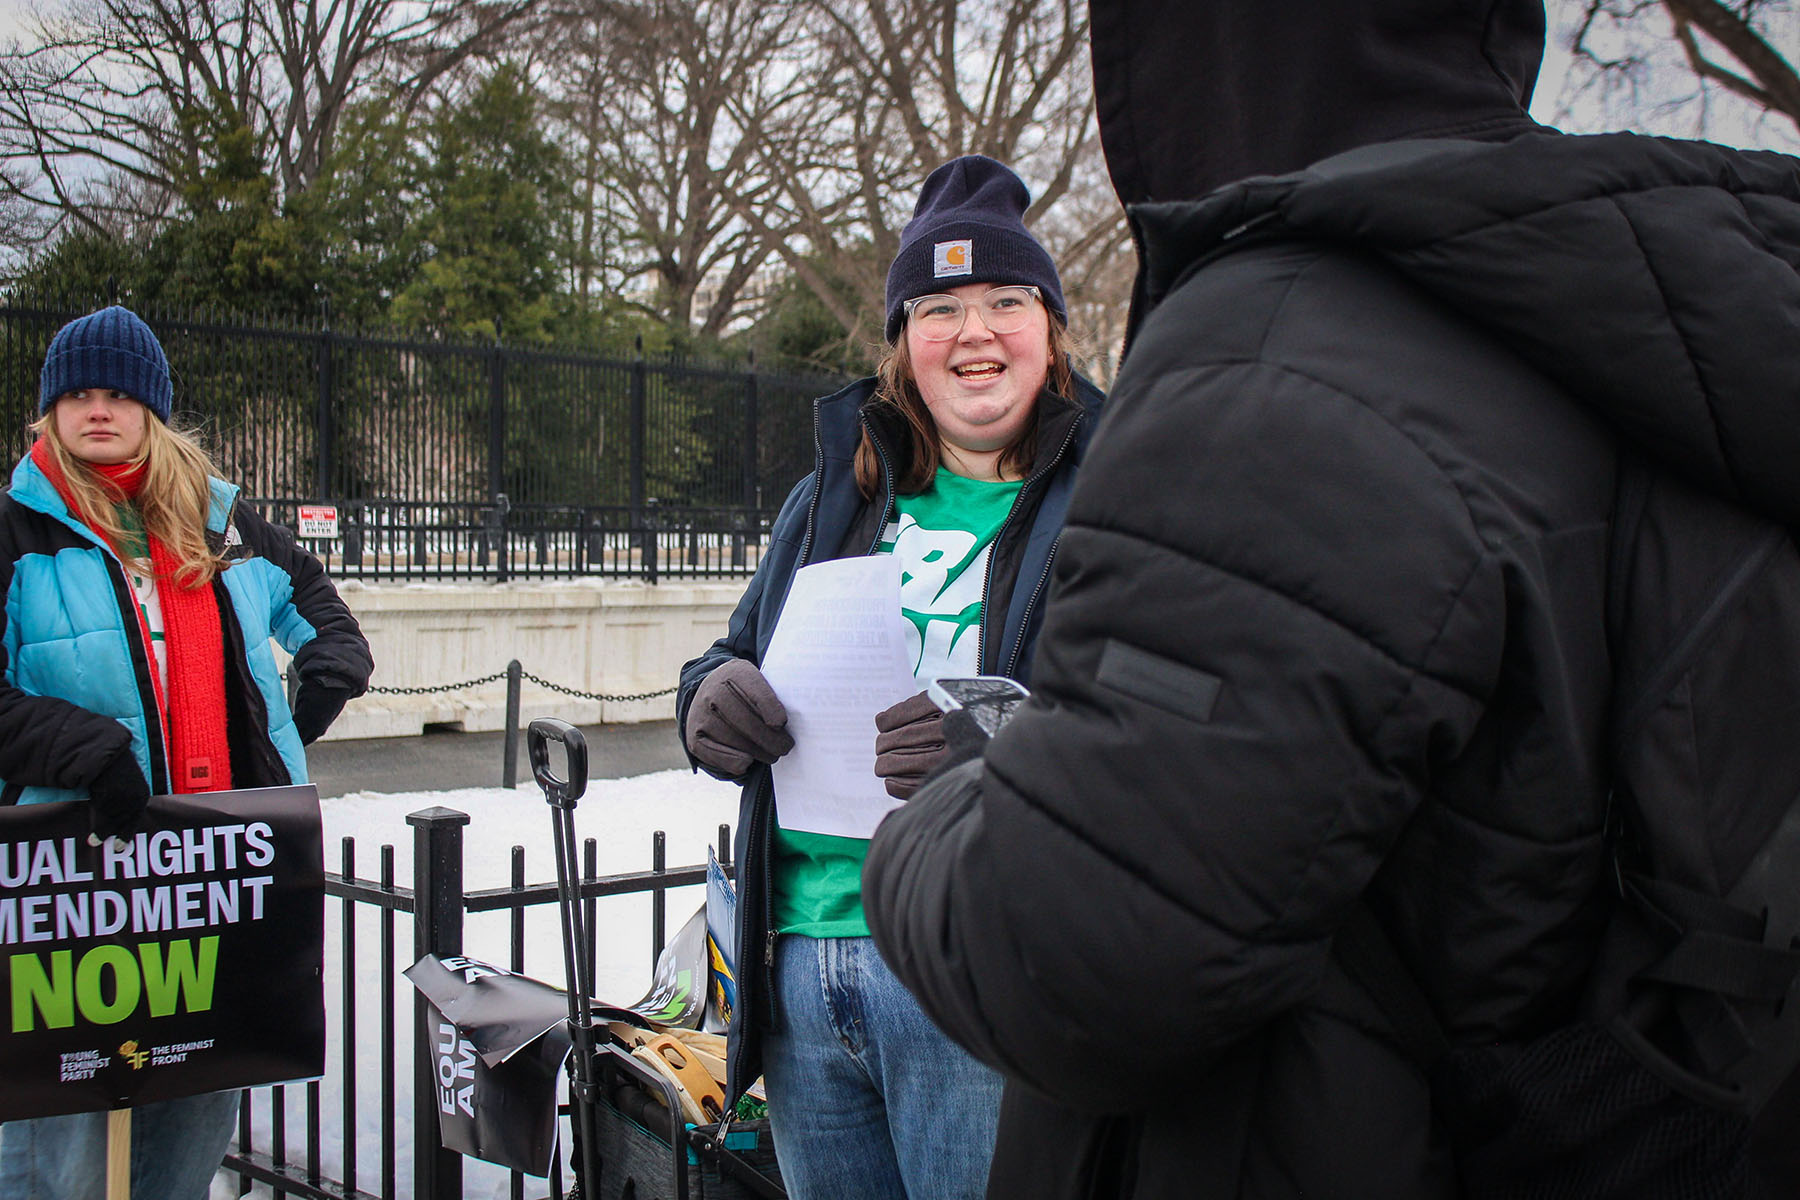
[772,468,1024,937]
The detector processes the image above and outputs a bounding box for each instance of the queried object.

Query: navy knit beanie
[38,305,173,423]
[884,155,1066,342]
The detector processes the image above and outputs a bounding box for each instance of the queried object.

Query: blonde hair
[855,319,1078,499]
[31,407,229,589]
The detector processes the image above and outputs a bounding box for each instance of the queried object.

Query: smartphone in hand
[927,676,1030,740]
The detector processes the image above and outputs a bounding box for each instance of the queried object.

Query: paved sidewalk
[304,719,690,799]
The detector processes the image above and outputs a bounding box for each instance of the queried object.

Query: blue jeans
[761,935,1003,1200]
[0,1089,239,1200]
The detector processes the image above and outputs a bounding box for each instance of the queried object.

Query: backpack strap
[1624,872,1800,1098]
[1629,876,1800,1004]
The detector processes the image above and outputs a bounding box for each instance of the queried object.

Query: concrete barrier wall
[292,578,749,740]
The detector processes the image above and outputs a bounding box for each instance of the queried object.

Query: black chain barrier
[366,672,509,696]
[351,670,677,703]
[286,660,681,789]
[518,669,678,704]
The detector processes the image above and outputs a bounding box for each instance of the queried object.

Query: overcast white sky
[0,0,1790,152]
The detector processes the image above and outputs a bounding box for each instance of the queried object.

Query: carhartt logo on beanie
[38,305,173,423]
[934,239,973,277]
[884,155,1066,342]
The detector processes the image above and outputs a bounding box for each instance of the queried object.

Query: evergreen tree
[390,65,570,344]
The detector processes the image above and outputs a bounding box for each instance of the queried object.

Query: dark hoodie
[1090,0,1544,203]
[863,2,1800,1198]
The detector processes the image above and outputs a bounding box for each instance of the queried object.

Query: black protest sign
[0,785,324,1119]
[406,954,572,1177]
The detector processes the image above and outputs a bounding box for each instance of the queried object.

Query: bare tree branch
[1558,0,1798,139]
[1668,13,1772,105]
[1661,0,1800,122]
[0,0,539,236]
[719,0,1123,364]
[544,0,813,336]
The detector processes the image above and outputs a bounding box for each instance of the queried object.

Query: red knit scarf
[32,438,232,794]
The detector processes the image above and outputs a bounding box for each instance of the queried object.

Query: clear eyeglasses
[902,285,1043,341]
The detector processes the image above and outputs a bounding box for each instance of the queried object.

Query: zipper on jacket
[749,776,780,1032]
[976,417,1082,673]
[795,399,830,570]
[1221,210,1281,241]
[1002,539,1061,679]
[861,416,898,557]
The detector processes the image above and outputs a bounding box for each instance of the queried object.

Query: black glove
[873,691,946,800]
[86,743,151,845]
[292,681,354,745]
[685,659,795,778]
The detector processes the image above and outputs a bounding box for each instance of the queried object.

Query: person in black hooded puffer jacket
[861,2,1800,1198]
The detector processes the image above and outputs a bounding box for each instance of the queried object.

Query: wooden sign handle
[107,1108,130,1200]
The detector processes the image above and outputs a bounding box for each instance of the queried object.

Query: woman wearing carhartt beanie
[0,306,371,1200]
[677,156,1106,1200]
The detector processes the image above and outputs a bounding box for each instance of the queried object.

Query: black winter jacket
[863,132,1800,1198]
[676,371,1104,1103]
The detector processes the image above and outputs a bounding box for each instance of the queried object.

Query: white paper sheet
[762,555,917,839]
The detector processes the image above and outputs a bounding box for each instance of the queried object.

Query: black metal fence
[222,806,729,1200]
[0,305,846,581]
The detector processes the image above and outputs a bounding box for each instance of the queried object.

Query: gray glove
[685,659,794,778]
[873,690,946,800]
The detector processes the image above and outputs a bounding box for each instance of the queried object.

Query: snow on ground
[224,767,740,1200]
